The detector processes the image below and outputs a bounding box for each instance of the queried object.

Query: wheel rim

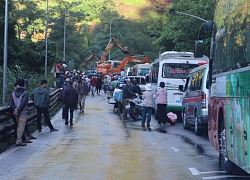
[183,112,187,127]
[194,116,198,132]
[220,129,228,162]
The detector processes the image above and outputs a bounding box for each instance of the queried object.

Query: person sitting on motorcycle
[121,79,138,120]
[107,78,118,99]
[131,79,142,95]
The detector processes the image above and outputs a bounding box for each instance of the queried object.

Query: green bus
[197,0,250,174]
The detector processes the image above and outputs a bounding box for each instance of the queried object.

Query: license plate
[125,104,130,109]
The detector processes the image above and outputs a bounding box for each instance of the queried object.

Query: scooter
[127,96,143,120]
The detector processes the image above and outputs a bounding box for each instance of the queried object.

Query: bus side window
[151,67,158,84]
[190,71,204,91]
[190,73,197,91]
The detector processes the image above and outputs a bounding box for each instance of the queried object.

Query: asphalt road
[0,93,249,180]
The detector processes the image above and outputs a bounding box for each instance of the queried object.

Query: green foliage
[0,65,56,104]
[0,0,216,102]
[156,0,215,55]
[122,0,146,6]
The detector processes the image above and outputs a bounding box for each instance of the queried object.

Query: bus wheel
[194,112,202,136]
[219,120,234,174]
[183,111,190,129]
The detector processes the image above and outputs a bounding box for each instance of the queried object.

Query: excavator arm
[100,37,130,63]
[83,53,101,69]
[108,55,150,73]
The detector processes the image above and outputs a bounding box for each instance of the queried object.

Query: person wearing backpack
[10,78,29,146]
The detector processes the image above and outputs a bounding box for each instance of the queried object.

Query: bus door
[226,75,250,169]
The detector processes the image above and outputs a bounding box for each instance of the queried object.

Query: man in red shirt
[90,76,97,96]
[56,61,64,72]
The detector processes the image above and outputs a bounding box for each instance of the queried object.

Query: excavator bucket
[122,47,130,54]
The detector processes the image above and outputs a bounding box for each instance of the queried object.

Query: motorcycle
[127,96,143,120]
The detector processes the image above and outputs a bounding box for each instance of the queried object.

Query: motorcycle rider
[131,79,142,95]
[121,79,138,120]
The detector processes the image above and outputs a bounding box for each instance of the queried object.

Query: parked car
[127,76,146,92]
[178,64,209,136]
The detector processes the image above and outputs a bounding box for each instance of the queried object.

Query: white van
[179,64,209,136]
[127,76,146,92]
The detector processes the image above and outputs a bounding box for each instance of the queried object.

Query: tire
[129,106,140,120]
[194,112,202,136]
[183,110,190,129]
[219,118,234,174]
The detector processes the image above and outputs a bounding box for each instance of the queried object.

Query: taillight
[198,62,208,66]
[201,91,206,108]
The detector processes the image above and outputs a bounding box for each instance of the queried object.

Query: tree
[156,0,215,55]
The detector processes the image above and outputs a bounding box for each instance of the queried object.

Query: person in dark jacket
[96,76,103,95]
[30,80,58,132]
[121,79,137,120]
[131,79,142,95]
[10,78,29,146]
[61,78,70,119]
[63,81,78,125]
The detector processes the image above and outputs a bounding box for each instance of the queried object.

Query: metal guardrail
[0,88,62,140]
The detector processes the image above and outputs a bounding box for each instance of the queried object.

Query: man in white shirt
[62,61,67,69]
[120,69,125,77]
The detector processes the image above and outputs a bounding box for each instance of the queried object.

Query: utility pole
[2,0,8,106]
[45,0,48,79]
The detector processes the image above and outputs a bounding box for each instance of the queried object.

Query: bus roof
[133,63,151,68]
[153,51,209,64]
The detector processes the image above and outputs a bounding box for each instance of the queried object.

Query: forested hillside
[0,0,215,102]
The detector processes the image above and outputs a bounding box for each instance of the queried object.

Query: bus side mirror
[178,85,184,92]
[194,40,204,58]
[198,21,214,40]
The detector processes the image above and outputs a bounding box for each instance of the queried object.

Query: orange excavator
[97,55,150,75]
[96,37,130,71]
[82,52,101,69]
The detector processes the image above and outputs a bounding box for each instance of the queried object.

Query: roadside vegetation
[0,0,215,103]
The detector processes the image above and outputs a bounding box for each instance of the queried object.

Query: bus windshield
[138,68,150,76]
[162,63,198,79]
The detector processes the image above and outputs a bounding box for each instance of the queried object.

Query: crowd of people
[9,66,175,146]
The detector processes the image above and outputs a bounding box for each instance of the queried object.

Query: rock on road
[0,93,236,180]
